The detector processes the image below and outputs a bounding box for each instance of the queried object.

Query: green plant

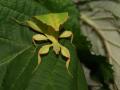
[0,0,90,90]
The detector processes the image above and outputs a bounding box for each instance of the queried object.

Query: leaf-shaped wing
[34,12,69,31]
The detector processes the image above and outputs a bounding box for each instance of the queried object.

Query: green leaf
[0,0,88,90]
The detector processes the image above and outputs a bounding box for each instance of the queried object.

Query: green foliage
[78,51,114,81]
[0,0,89,90]
[78,50,114,90]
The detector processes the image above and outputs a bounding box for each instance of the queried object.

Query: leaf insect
[14,12,73,76]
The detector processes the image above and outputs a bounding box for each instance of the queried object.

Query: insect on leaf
[61,45,70,59]
[53,43,61,54]
[34,12,69,31]
[59,31,73,43]
[60,31,72,38]
[39,44,52,55]
[37,45,51,65]
[60,45,72,76]
[32,34,48,41]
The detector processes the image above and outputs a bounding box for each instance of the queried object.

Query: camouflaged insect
[17,12,73,74]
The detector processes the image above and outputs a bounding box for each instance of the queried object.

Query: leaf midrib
[0,46,32,66]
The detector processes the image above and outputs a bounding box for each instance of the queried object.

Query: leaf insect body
[16,12,73,76]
